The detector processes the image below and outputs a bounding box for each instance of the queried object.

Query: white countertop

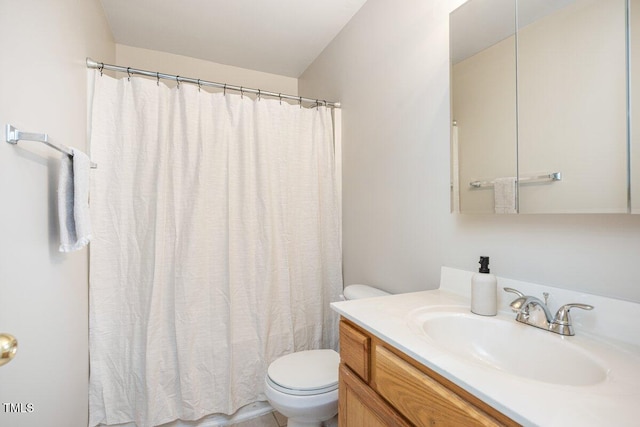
[331,278,640,426]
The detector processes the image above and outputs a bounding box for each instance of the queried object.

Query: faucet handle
[503,288,526,311]
[503,287,524,298]
[554,303,594,325]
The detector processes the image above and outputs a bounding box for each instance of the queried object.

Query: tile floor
[231,411,287,427]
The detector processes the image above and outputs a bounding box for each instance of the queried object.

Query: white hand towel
[58,148,92,252]
[494,177,517,214]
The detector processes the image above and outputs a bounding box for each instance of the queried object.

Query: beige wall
[116,44,298,96]
[300,0,640,302]
[0,1,114,426]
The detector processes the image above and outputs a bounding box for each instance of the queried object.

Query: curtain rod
[86,58,341,109]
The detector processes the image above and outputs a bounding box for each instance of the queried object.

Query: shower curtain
[87,71,342,427]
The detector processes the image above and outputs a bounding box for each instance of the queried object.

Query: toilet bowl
[264,285,389,427]
[264,349,339,427]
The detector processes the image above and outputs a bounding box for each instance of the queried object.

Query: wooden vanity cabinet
[338,319,520,427]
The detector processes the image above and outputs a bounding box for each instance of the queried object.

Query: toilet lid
[267,349,339,394]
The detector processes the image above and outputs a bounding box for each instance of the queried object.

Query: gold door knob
[0,333,18,367]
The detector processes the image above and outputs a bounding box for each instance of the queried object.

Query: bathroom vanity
[331,268,640,426]
[338,319,517,426]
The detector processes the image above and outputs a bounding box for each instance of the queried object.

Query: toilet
[264,284,390,427]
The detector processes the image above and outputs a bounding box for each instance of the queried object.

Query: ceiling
[100,0,368,77]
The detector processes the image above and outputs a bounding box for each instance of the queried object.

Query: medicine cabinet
[450,0,631,214]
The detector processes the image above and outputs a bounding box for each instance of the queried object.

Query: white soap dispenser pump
[471,256,497,316]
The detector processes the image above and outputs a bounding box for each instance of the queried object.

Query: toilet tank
[342,284,390,300]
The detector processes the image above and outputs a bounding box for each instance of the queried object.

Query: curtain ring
[240,87,244,99]
[316,99,320,110]
[197,79,201,92]
[176,76,180,89]
[257,89,261,101]
[278,93,282,105]
[156,72,160,86]
[299,96,302,109]
[223,84,227,96]
[127,67,131,81]
[98,63,104,77]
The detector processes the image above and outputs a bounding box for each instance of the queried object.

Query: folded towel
[494,177,517,214]
[58,148,92,252]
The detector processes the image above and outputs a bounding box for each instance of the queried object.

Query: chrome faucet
[503,287,594,336]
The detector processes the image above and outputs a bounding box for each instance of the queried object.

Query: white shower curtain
[87,71,342,427]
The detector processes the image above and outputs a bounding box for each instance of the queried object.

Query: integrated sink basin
[407,306,608,386]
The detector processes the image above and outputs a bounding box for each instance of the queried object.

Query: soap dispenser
[471,256,497,316]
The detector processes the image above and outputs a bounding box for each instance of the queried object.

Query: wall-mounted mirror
[451,0,630,214]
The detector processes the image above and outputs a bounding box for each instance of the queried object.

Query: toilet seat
[266,349,339,396]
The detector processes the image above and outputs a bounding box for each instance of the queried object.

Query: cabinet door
[338,364,410,427]
[374,345,506,427]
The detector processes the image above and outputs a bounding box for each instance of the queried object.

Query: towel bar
[5,124,97,168]
[470,172,561,188]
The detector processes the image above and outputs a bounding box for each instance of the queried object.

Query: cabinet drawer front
[374,345,503,427]
[339,321,370,381]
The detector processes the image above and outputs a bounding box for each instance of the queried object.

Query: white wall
[116,44,298,96]
[299,0,640,302]
[0,1,114,426]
